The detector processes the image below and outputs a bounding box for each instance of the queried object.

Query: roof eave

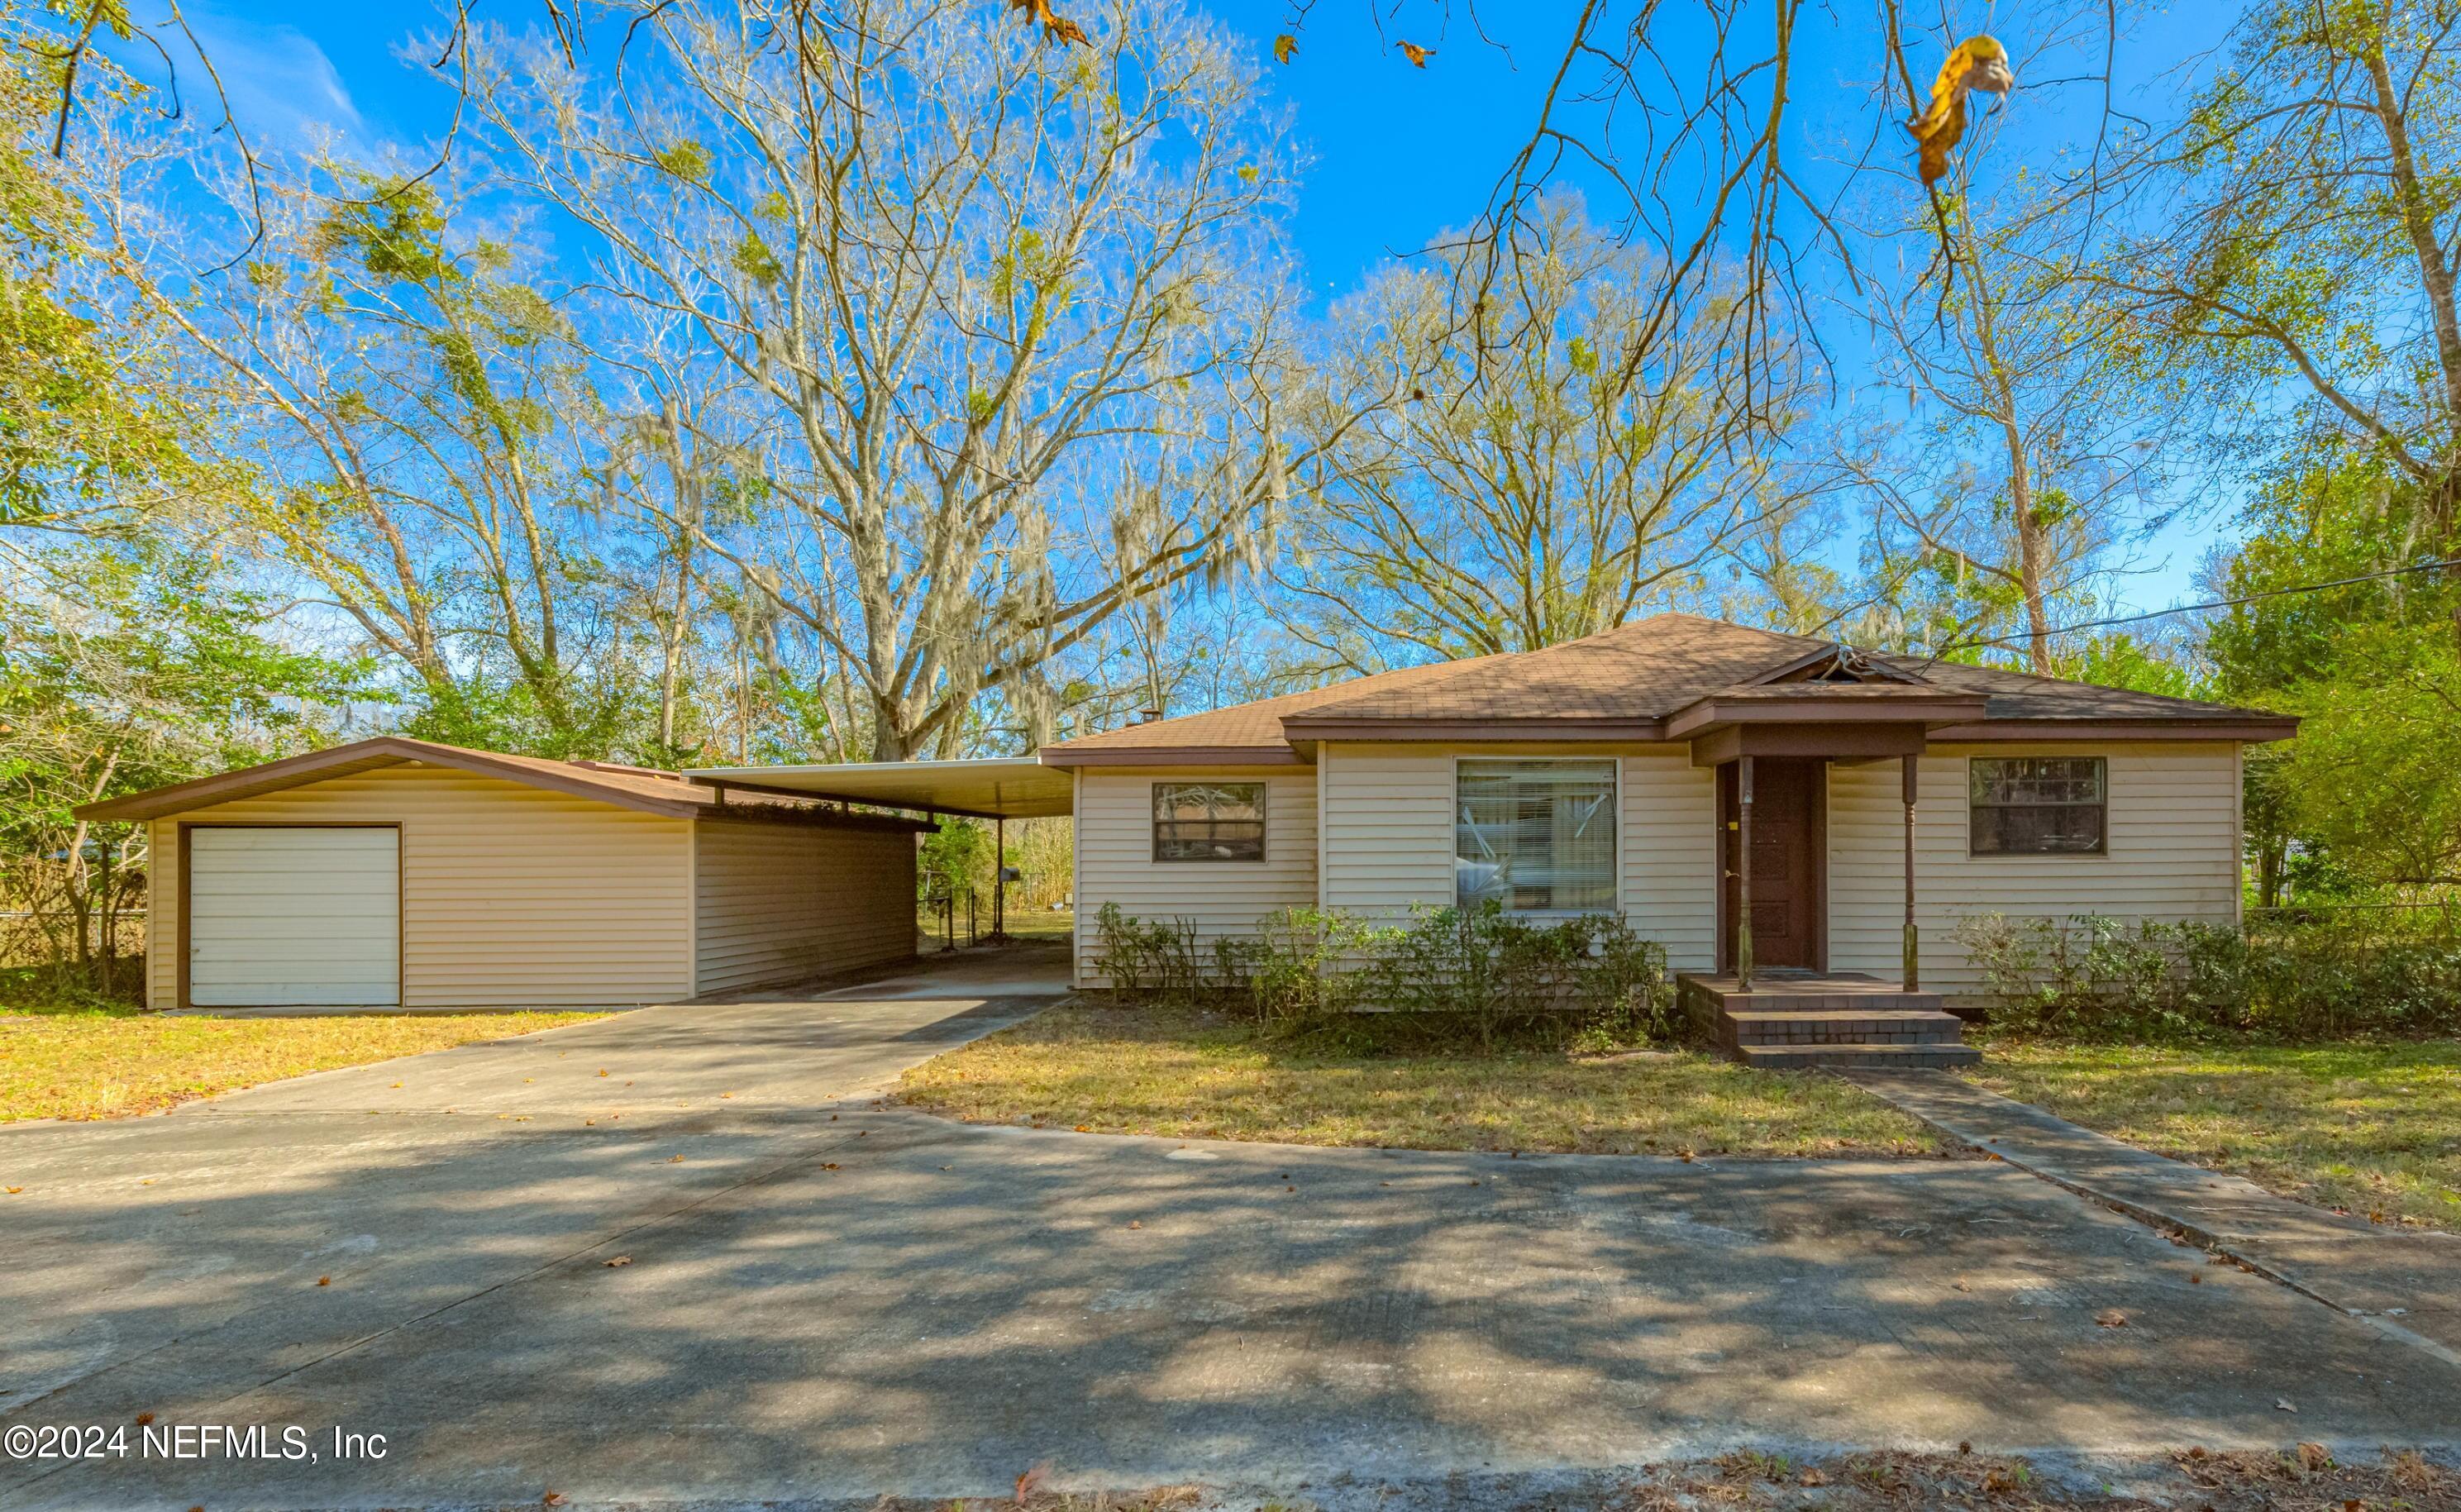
[1927,716,2302,743]
[1275,717,1669,742]
[1662,693,1990,738]
[1036,744,1309,769]
[73,736,714,822]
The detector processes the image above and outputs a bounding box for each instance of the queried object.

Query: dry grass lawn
[1971,1038,2461,1231]
[1,1004,607,1123]
[899,999,1944,1157]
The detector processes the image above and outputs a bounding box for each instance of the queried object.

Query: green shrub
[1223,906,1385,1032]
[1086,899,1676,1046]
[1954,909,2461,1042]
[1371,900,1674,1048]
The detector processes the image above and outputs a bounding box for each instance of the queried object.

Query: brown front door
[1720,757,1825,971]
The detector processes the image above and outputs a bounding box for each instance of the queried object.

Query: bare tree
[1276,198,1811,665]
[1844,182,2160,673]
[463,0,1335,760]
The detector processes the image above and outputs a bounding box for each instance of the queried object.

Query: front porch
[1678,971,1980,1069]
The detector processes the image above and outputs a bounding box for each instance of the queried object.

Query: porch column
[1901,753,1920,990]
[1735,755,1755,990]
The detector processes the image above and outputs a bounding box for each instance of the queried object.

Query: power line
[1934,558,2461,656]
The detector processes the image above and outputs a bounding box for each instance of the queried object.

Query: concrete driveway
[4,947,2458,1510]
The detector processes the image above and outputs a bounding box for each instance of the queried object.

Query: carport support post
[1901,752,1920,991]
[990,815,1008,943]
[1735,756,1754,991]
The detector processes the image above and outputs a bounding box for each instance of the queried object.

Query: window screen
[1969,756,2106,855]
[1152,782,1266,861]
[1455,759,1617,912]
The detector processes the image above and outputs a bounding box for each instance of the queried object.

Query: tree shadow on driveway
[2,994,2455,1510]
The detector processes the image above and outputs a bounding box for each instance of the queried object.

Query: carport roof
[690,757,1073,819]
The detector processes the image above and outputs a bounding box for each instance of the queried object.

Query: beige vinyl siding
[147,766,693,1009]
[1318,745,1453,922]
[693,820,916,994]
[1073,766,1317,986]
[1319,742,1715,963]
[1829,743,2244,994]
[1621,748,1717,971]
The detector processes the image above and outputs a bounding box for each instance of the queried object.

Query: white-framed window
[1455,758,1618,913]
[1152,781,1266,861]
[1969,756,2106,855]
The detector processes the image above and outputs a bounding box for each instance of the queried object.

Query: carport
[690,757,1074,942]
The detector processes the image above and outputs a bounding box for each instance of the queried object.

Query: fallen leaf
[317,1276,331,1287]
[1397,39,1434,67]
[1015,1458,1052,1502]
[5,1187,22,1195]
[1799,1467,1828,1486]
[597,1070,608,1077]
[136,1412,155,1425]
[544,1494,568,1508]
[1074,1124,1091,1133]
[822,1162,841,1171]
[2190,1271,2202,1283]
[1272,32,1296,64]
[604,1256,632,1268]
[667,1154,684,1164]
[1128,1220,1142,1229]
[1906,36,2015,185]
[2277,1398,2298,1414]
[2297,1442,2332,1471]
[2095,1308,2128,1328]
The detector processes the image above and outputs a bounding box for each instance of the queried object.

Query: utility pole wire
[1930,558,2461,656]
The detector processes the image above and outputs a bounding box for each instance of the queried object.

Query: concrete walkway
[2,967,2457,1510]
[1843,1069,2461,1363]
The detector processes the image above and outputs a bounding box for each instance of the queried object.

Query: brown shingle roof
[1038,651,1515,757]
[1289,613,1826,723]
[1039,613,2294,761]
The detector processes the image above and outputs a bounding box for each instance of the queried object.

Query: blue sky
[160,0,2230,620]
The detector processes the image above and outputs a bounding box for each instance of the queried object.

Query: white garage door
[188,827,401,1007]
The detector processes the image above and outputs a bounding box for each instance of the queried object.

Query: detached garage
[79,737,930,1010]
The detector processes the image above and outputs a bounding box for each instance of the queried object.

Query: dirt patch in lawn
[898,999,1944,1157]
[0,1007,608,1122]
[1970,1038,2461,1232]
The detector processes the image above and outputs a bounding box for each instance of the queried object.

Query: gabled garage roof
[74,737,936,828]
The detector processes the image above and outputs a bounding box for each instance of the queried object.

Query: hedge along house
[79,737,936,1010]
[1040,613,2299,1067]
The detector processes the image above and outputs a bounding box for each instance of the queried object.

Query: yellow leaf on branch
[1005,0,1088,47]
[1907,36,2015,185]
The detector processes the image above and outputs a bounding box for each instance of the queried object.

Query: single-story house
[78,738,931,1010]
[1037,613,2297,1056]
[79,613,2295,1062]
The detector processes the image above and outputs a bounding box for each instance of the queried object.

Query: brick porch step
[1734,1041,1982,1070]
[1674,971,1979,1067]
[1719,1009,1966,1047]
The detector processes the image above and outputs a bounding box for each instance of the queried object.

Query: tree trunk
[2363,38,2461,531]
